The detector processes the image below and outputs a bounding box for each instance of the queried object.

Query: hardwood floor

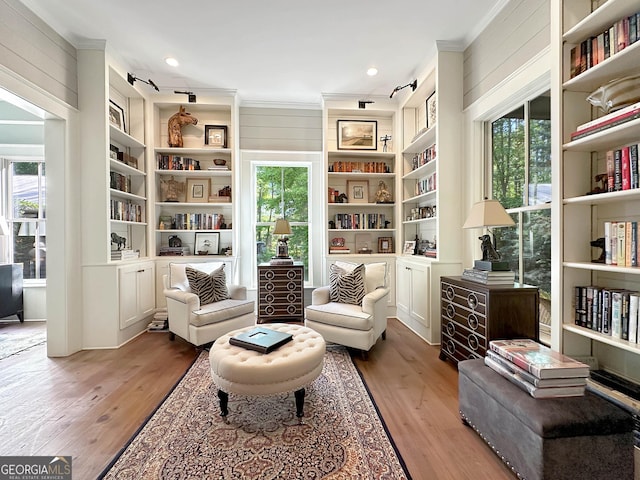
[0,319,512,480]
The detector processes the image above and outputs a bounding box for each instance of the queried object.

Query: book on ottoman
[229,327,293,354]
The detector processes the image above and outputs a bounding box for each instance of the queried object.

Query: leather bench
[458,358,634,480]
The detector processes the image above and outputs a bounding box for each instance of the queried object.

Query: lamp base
[474,260,510,271]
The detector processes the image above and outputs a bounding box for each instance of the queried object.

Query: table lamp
[463,198,514,271]
[273,218,292,259]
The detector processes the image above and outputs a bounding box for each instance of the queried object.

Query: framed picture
[426,92,437,129]
[403,240,416,255]
[205,125,228,148]
[347,180,369,204]
[378,237,393,254]
[108,99,126,132]
[195,232,220,255]
[337,120,377,150]
[186,177,210,203]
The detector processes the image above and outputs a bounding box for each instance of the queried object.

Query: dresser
[439,276,539,365]
[257,263,304,323]
[0,264,24,321]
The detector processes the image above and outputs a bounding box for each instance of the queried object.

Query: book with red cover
[489,339,590,379]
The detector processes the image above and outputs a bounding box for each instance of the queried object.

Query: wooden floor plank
[0,319,512,479]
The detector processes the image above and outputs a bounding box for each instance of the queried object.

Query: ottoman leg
[218,389,229,417]
[294,388,305,418]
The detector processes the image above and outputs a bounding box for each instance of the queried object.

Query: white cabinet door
[119,267,139,329]
[396,261,411,316]
[137,265,155,318]
[410,264,429,327]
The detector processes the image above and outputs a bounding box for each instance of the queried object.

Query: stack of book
[462,268,515,285]
[570,102,640,141]
[148,309,168,332]
[158,246,191,256]
[485,339,590,399]
[110,249,139,261]
[329,246,351,254]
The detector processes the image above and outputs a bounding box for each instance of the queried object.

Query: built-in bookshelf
[151,97,236,259]
[553,0,640,384]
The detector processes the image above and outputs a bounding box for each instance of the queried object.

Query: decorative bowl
[213,158,226,166]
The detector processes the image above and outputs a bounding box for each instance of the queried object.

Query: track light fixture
[127,73,159,91]
[358,100,375,109]
[389,79,417,98]
[174,90,196,103]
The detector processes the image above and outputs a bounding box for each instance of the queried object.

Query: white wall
[239,106,322,151]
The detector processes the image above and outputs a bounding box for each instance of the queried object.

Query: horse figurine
[167,106,198,147]
[111,232,126,250]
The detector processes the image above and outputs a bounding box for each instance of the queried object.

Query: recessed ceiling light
[165,57,179,67]
[367,67,378,76]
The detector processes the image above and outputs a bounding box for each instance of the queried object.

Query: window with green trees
[489,92,551,305]
[255,165,309,281]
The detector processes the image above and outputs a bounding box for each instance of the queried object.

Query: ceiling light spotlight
[174,90,196,103]
[165,57,179,67]
[358,100,375,109]
[389,79,418,98]
[127,73,159,91]
[367,67,378,76]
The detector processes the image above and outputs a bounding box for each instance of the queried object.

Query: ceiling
[20,0,505,105]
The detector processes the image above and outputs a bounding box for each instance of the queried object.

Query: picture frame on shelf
[426,92,437,129]
[109,99,126,133]
[347,180,369,204]
[337,120,377,150]
[195,232,220,255]
[186,177,210,203]
[378,236,393,254]
[403,240,416,255]
[205,125,228,148]
[158,215,173,230]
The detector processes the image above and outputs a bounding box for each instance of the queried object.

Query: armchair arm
[164,288,201,310]
[311,286,331,305]
[362,287,389,315]
[228,285,247,300]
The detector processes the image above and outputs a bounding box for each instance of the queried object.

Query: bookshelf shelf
[563,324,640,355]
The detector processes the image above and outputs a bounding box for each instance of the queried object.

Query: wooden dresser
[257,263,304,323]
[0,263,24,321]
[439,276,539,365]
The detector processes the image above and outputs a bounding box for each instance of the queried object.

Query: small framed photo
[337,120,377,150]
[205,125,228,148]
[195,232,220,255]
[426,92,437,129]
[109,100,126,132]
[347,180,369,204]
[378,237,393,254]
[403,240,416,255]
[186,178,210,203]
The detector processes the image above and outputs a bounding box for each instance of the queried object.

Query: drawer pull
[446,321,456,336]
[467,314,479,330]
[265,270,275,280]
[287,305,297,314]
[467,293,478,309]
[287,293,298,303]
[287,281,297,291]
[468,334,479,351]
[445,286,455,300]
[286,269,297,279]
[265,282,275,291]
[446,304,455,319]
[265,294,275,303]
[446,340,456,354]
[265,305,275,316]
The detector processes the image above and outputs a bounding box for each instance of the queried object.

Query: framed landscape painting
[337,120,377,150]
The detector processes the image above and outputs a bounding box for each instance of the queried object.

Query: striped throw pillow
[329,263,365,305]
[185,264,230,305]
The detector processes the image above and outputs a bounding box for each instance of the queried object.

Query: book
[229,327,293,353]
[484,355,586,398]
[489,339,590,379]
[462,268,515,285]
[486,351,587,388]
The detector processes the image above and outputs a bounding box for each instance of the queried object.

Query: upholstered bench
[209,323,326,418]
[458,358,634,480]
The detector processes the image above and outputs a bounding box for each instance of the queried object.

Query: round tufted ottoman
[209,323,326,418]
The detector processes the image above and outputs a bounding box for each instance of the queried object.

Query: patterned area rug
[100,346,411,479]
[0,322,46,360]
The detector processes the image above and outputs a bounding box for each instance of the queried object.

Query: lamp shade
[463,198,515,229]
[0,216,9,236]
[273,218,292,235]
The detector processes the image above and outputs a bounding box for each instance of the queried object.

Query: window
[488,92,551,320]
[5,159,47,280]
[255,165,309,281]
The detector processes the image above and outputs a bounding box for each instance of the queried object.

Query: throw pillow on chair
[329,263,365,305]
[185,264,230,305]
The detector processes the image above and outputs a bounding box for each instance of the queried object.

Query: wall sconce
[358,100,374,109]
[174,90,196,103]
[389,79,417,98]
[127,73,159,91]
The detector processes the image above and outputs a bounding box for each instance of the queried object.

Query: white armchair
[163,262,255,346]
[305,261,389,355]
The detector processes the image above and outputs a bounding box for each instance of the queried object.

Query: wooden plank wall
[239,107,322,151]
[0,0,78,108]
[463,0,550,110]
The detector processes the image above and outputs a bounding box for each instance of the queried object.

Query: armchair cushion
[169,261,227,292]
[329,263,365,305]
[185,264,229,304]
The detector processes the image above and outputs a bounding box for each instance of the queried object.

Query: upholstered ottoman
[209,323,325,418]
[458,359,634,480]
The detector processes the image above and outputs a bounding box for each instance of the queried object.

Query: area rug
[100,346,411,479]
[0,322,46,360]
